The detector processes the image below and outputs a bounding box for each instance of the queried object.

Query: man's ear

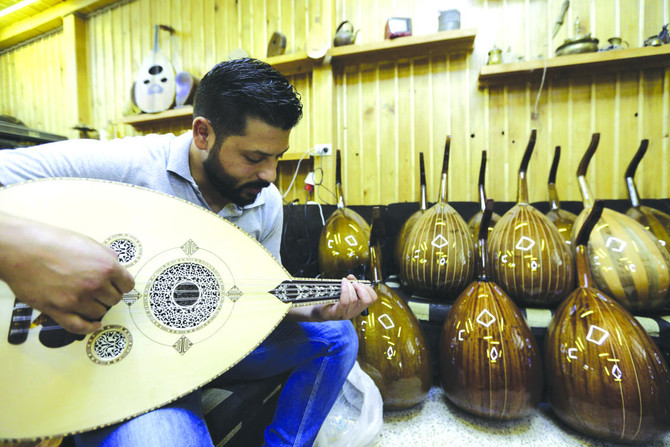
[192,117,216,150]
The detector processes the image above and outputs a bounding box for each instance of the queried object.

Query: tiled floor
[375,386,670,447]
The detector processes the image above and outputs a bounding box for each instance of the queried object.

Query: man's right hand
[0,212,135,334]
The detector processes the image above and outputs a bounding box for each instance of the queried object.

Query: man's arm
[0,211,135,334]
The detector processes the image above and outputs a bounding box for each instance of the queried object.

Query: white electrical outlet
[311,144,332,156]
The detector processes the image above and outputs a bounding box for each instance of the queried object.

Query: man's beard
[203,147,270,207]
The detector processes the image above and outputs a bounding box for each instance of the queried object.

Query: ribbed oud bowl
[393,209,424,273]
[546,208,577,246]
[626,206,670,255]
[353,283,432,410]
[572,208,670,312]
[487,204,574,306]
[439,280,543,419]
[400,203,475,299]
[545,286,670,443]
[318,208,371,278]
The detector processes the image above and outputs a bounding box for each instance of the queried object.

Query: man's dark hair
[193,58,303,144]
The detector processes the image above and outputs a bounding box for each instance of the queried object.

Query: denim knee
[324,319,358,371]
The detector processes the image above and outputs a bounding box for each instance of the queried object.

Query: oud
[0,178,356,442]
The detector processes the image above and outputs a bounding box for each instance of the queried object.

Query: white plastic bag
[314,361,383,447]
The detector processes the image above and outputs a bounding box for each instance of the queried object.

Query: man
[0,58,376,446]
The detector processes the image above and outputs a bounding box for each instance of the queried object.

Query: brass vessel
[440,200,543,419]
[318,150,371,278]
[488,130,574,306]
[354,207,432,410]
[546,201,670,443]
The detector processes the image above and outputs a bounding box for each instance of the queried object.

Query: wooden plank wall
[0,0,668,205]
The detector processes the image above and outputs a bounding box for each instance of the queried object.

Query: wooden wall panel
[1,0,668,204]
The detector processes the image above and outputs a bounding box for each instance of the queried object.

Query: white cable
[280,148,312,199]
[305,200,326,226]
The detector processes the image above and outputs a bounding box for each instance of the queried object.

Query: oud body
[0,179,345,441]
[354,208,432,410]
[440,200,542,420]
[546,201,670,443]
[624,139,670,254]
[488,130,574,307]
[318,150,370,278]
[400,137,475,300]
[573,134,670,312]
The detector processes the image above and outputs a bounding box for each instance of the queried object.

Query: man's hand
[311,274,377,321]
[0,213,135,334]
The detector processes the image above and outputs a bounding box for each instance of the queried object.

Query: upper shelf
[479,44,670,85]
[330,28,477,64]
[119,29,477,128]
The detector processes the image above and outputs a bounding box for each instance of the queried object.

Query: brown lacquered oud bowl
[546,201,670,443]
[440,200,542,420]
[625,139,670,255]
[318,150,371,278]
[355,207,432,410]
[394,153,428,274]
[400,136,475,299]
[573,134,670,312]
[488,130,574,307]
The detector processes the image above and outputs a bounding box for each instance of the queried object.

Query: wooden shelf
[119,29,477,128]
[479,44,670,85]
[330,28,477,64]
[118,106,193,126]
[263,51,316,76]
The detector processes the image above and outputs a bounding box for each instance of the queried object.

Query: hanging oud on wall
[133,25,176,114]
[0,178,369,442]
[318,150,371,279]
[572,134,670,312]
[546,200,670,443]
[354,207,432,410]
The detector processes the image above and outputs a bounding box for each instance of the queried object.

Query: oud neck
[269,278,369,306]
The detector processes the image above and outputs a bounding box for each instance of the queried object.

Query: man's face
[203,117,291,207]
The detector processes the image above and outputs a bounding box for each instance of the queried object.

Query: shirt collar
[167,130,268,213]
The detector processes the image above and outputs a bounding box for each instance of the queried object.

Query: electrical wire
[280,147,311,202]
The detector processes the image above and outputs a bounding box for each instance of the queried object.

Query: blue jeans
[75,319,358,447]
